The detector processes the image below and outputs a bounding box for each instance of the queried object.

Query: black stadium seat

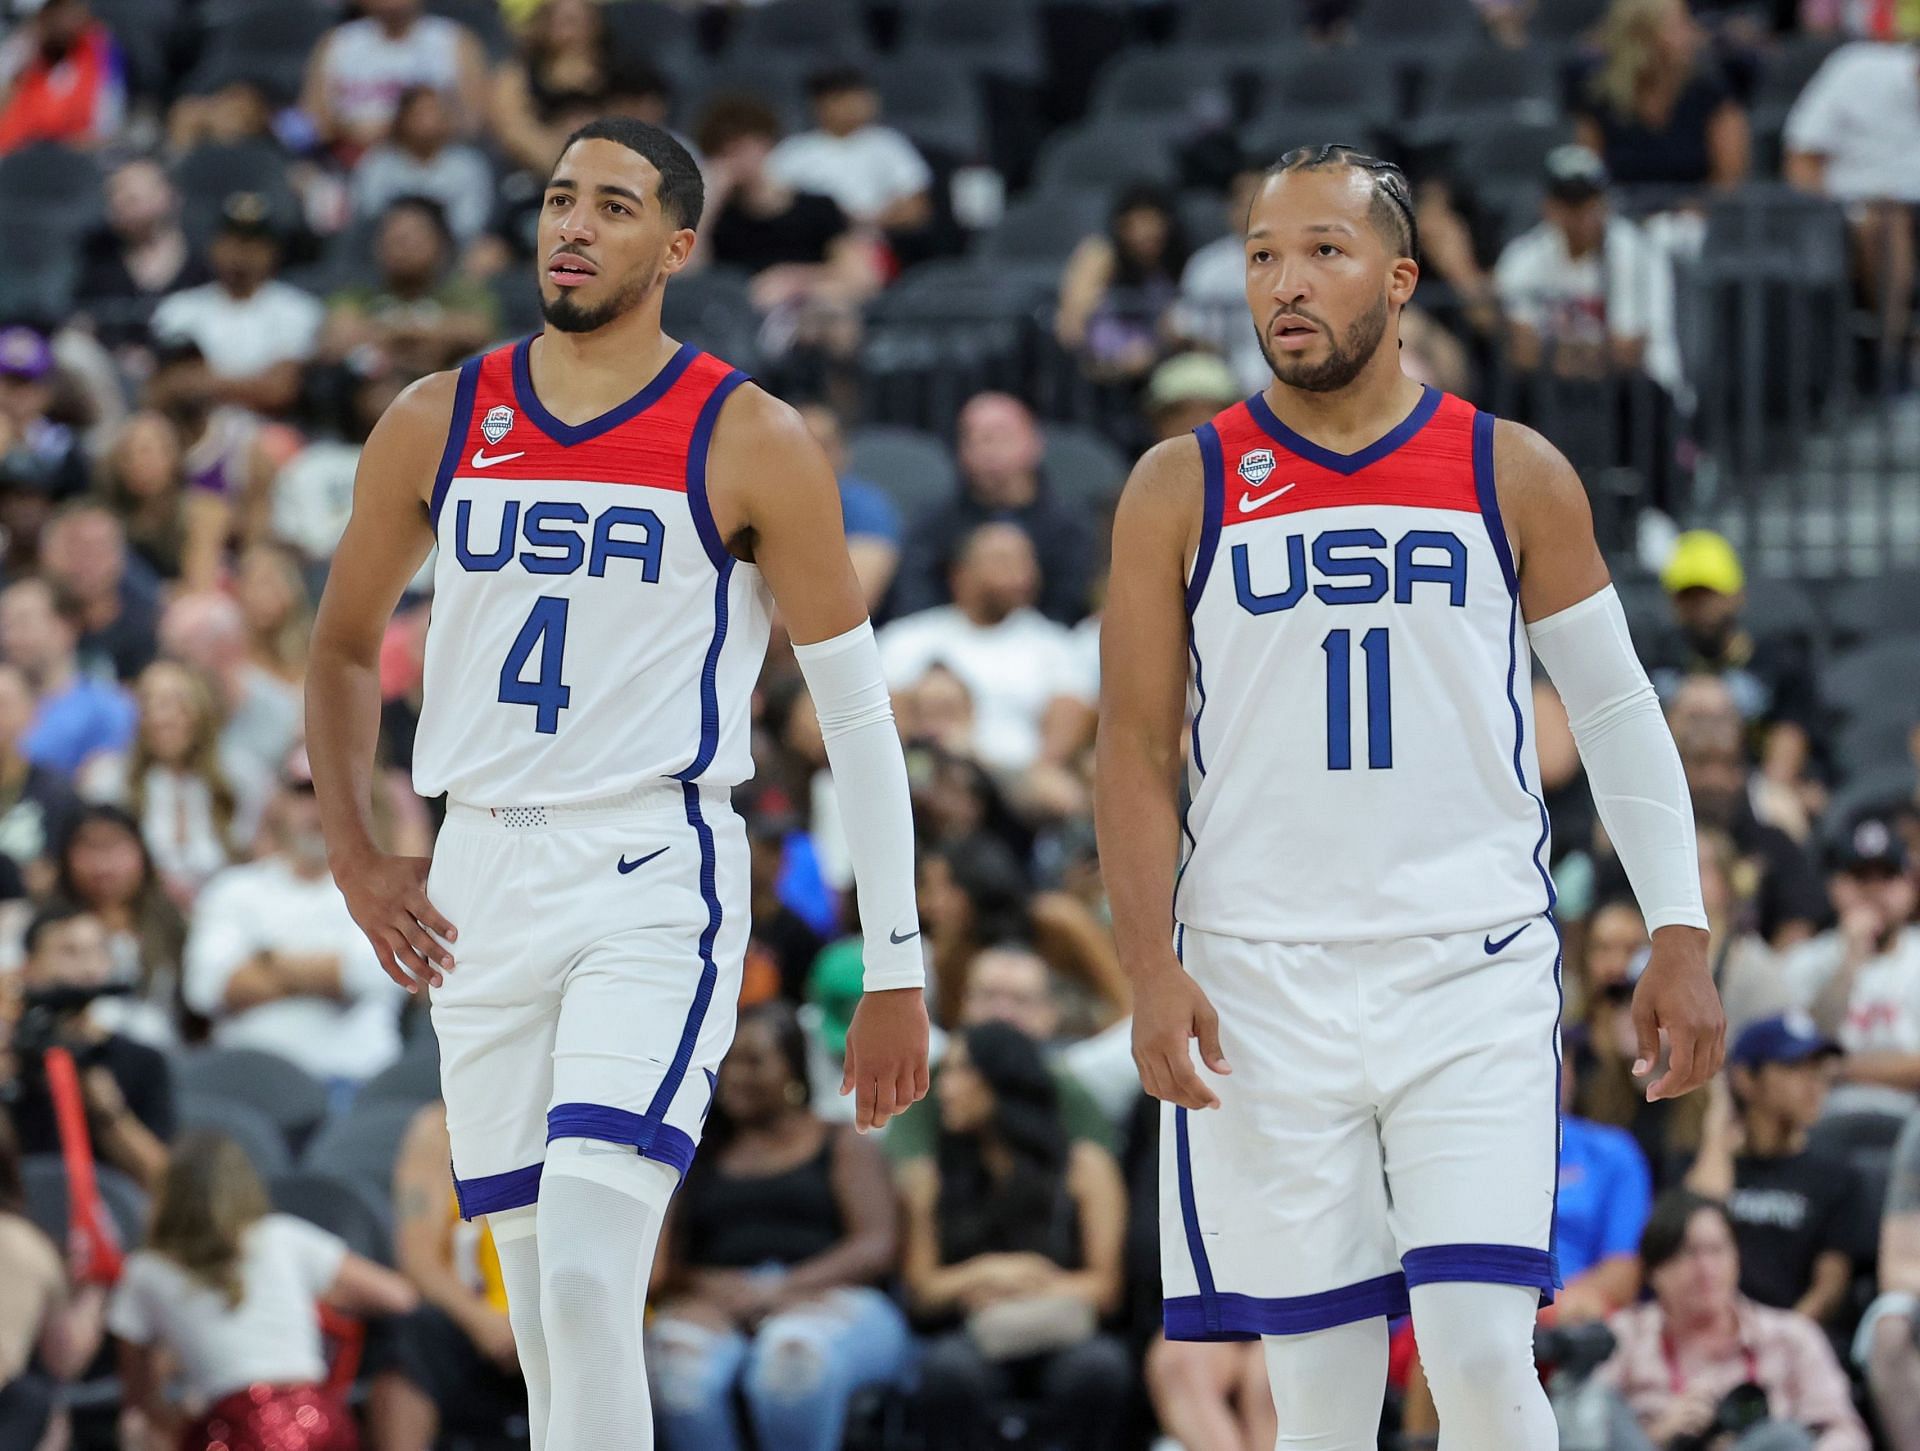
[1244,49,1398,131]
[172,1045,331,1148]
[0,144,103,243]
[897,0,1046,85]
[1827,570,1920,647]
[1032,117,1178,195]
[178,1093,294,1179]
[728,0,872,58]
[1175,0,1306,45]
[980,190,1109,265]
[872,57,988,160]
[1041,423,1130,510]
[272,1171,396,1264]
[1820,638,1920,719]
[301,1100,424,1198]
[21,1157,149,1255]
[1090,49,1246,122]
[846,425,960,516]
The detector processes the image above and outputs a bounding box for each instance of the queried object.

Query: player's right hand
[334,851,457,994]
[1131,960,1230,1110]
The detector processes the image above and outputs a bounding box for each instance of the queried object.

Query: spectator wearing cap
[1856,1109,1920,1451]
[768,66,933,235]
[300,0,489,160]
[350,86,497,249]
[0,577,135,777]
[150,195,325,419]
[0,661,75,897]
[182,752,404,1089]
[1142,351,1242,443]
[76,160,211,356]
[322,196,499,376]
[1686,1015,1872,1331]
[891,392,1098,626]
[0,326,88,506]
[1784,40,1920,381]
[0,0,125,153]
[795,402,901,611]
[41,501,160,684]
[1492,144,1683,396]
[1789,814,1920,1115]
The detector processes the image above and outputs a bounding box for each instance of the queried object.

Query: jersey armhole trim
[1471,409,1520,599]
[686,368,751,572]
[1185,423,1225,617]
[427,355,483,530]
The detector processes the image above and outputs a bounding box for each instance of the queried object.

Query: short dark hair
[1639,1189,1734,1275]
[24,900,89,958]
[381,194,453,248]
[695,96,782,158]
[1265,143,1418,259]
[556,116,705,231]
[806,63,871,99]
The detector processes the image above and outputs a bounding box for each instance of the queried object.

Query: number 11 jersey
[412,338,770,807]
[1177,386,1556,944]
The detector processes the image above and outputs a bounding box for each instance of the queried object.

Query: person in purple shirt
[0,578,137,777]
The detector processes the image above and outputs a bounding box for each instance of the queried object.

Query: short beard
[540,268,655,334]
[1259,291,1390,393]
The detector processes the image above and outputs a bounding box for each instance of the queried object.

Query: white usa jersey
[1177,386,1555,943]
[412,340,771,807]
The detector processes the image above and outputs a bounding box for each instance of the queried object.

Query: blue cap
[1730,1011,1838,1070]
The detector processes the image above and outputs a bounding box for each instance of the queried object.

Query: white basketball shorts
[425,779,747,1219]
[1162,914,1564,1340]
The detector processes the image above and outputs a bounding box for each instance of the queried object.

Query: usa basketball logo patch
[1238,448,1276,486]
[481,406,515,445]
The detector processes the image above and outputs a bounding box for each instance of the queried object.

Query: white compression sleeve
[791,621,925,992]
[1526,584,1707,932]
[487,1205,550,1451]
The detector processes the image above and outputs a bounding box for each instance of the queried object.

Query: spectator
[1576,0,1750,195]
[1856,1109,1920,1451]
[76,160,211,355]
[367,1101,525,1451]
[1784,40,1920,379]
[743,814,824,1005]
[891,392,1098,625]
[0,662,76,897]
[41,501,160,684]
[0,326,89,501]
[0,0,125,153]
[55,804,190,1044]
[769,65,933,234]
[1173,168,1268,391]
[109,1131,417,1451]
[649,1003,913,1451]
[1556,1045,1656,1320]
[1493,146,1683,396]
[98,410,226,593]
[1687,1016,1870,1330]
[164,70,283,155]
[182,752,404,1089]
[1056,182,1189,385]
[0,578,135,777]
[795,402,901,610]
[899,1022,1130,1451]
[351,87,496,250]
[323,197,500,376]
[1702,824,1794,1034]
[299,0,488,159]
[150,195,326,420]
[879,523,1097,776]
[271,369,410,582]
[1142,351,1243,444]
[2,902,173,1188]
[140,337,269,552]
[489,0,624,174]
[157,591,300,789]
[0,1112,104,1451]
[236,543,313,697]
[1598,1190,1870,1451]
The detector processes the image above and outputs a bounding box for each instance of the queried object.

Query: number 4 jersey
[1177,386,1556,944]
[411,339,771,807]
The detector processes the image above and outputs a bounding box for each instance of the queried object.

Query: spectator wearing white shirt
[299,0,488,157]
[149,195,325,420]
[1784,41,1920,376]
[1173,169,1268,393]
[183,752,404,1088]
[878,522,1096,777]
[768,65,933,234]
[350,86,495,248]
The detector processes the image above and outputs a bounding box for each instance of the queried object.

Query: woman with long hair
[108,1131,416,1451]
[490,0,617,173]
[901,1022,1130,1451]
[55,805,191,1046]
[96,410,226,593]
[649,1003,913,1451]
[1057,182,1192,384]
[235,544,312,689]
[1577,0,1749,194]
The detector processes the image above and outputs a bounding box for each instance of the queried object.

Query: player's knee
[1417,1317,1530,1400]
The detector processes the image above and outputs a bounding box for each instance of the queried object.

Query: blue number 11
[1322,627,1392,770]
[499,596,571,734]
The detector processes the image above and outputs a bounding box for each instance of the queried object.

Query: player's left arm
[708,385,929,1133]
[1499,419,1722,1102]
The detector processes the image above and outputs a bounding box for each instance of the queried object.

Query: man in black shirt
[1686,1013,1870,1330]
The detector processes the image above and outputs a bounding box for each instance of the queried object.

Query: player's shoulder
[1485,413,1588,529]
[1118,433,1204,512]
[377,366,466,442]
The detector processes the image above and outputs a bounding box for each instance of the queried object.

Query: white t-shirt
[319,15,465,134]
[183,857,403,1082]
[878,605,1094,772]
[1839,928,1920,1058]
[1174,235,1268,393]
[151,282,325,380]
[106,1215,348,1405]
[768,125,931,221]
[1493,214,1682,392]
[1783,42,1920,203]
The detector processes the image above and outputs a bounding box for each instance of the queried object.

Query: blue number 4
[1322,627,1392,770]
[500,596,571,734]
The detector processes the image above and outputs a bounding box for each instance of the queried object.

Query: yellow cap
[1660,530,1744,596]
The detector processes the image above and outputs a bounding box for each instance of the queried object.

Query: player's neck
[528,312,679,426]
[1261,352,1425,456]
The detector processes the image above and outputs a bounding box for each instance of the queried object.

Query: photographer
[3,902,173,1190]
[1598,1191,1867,1451]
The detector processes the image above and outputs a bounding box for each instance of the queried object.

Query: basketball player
[1095,145,1724,1448]
[305,118,930,1451]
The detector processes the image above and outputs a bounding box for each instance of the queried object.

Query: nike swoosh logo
[889,927,920,945]
[1239,482,1297,512]
[470,449,526,469]
[1484,923,1533,955]
[616,846,670,875]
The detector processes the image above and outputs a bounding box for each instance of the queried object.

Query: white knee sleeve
[537,1137,680,1451]
[1408,1282,1558,1451]
[1261,1319,1389,1450]
[488,1205,550,1451]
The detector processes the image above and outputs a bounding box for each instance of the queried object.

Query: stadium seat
[680,58,812,134]
[359,1038,442,1107]
[1808,1106,1909,1163]
[1821,764,1919,841]
[1243,49,1398,132]
[846,425,960,516]
[871,57,988,161]
[1415,45,1562,131]
[1444,119,1575,188]
[1174,0,1306,45]
[728,0,872,59]
[172,1046,330,1149]
[659,267,762,376]
[1702,185,1848,285]
[0,144,103,243]
[1751,36,1842,115]
[1532,0,1610,41]
[301,1100,424,1198]
[897,0,1046,86]
[1356,0,1485,50]
[1042,423,1130,510]
[1819,638,1920,719]
[1032,118,1178,196]
[1738,577,1822,648]
[1832,708,1918,784]
[271,1171,395,1265]
[603,0,699,75]
[1089,49,1246,123]
[979,190,1110,266]
[178,1093,294,1179]
[21,1156,150,1255]
[1244,108,1385,166]
[425,0,514,60]
[1826,570,1920,647]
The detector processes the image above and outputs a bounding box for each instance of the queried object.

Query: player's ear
[1388,255,1419,307]
[661,226,698,277]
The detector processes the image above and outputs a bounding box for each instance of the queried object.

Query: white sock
[1408,1282,1559,1451]
[537,1136,678,1451]
[1261,1318,1389,1450]
[488,1204,550,1451]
